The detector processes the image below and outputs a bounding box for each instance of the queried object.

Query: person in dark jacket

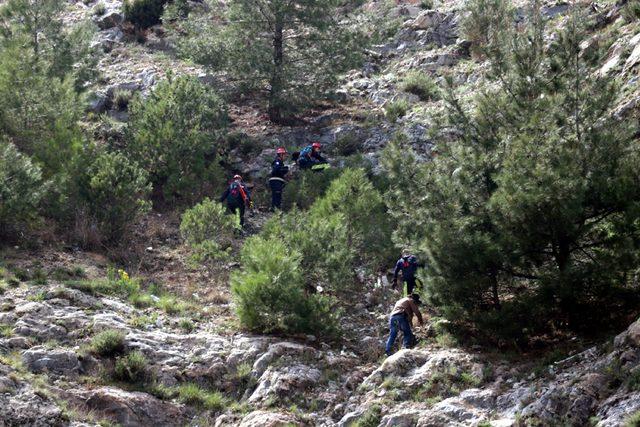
[220,175,251,227]
[269,147,289,211]
[298,142,327,170]
[386,294,424,356]
[393,252,419,295]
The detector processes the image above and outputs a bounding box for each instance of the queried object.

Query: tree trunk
[556,235,571,273]
[268,16,284,123]
[490,267,501,310]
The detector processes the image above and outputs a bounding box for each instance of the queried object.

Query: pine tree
[0,0,95,175]
[173,0,364,123]
[0,0,96,84]
[125,74,229,202]
[384,5,640,342]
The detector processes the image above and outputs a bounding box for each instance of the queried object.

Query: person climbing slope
[269,147,289,211]
[393,251,420,295]
[386,293,424,356]
[298,142,328,170]
[220,174,252,227]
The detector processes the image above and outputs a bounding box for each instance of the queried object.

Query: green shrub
[177,383,228,411]
[0,141,45,237]
[420,0,434,8]
[264,169,394,289]
[51,267,85,281]
[114,351,149,383]
[129,313,157,329]
[180,198,238,262]
[625,411,640,427]
[107,267,143,297]
[354,405,382,427]
[156,295,188,315]
[461,0,514,57]
[31,268,47,286]
[126,74,229,202]
[260,208,353,294]
[622,0,640,23]
[233,169,394,337]
[332,133,363,156]
[385,99,409,123]
[0,324,12,337]
[311,168,395,271]
[0,268,20,288]
[231,236,339,337]
[178,318,195,332]
[93,2,106,16]
[401,72,440,101]
[163,0,189,20]
[123,0,167,29]
[91,330,126,356]
[65,268,142,299]
[82,150,151,243]
[282,168,342,211]
[129,292,154,308]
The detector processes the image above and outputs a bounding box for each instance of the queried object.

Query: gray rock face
[249,363,322,403]
[84,387,188,427]
[0,379,65,426]
[596,392,640,426]
[94,9,123,30]
[87,91,110,113]
[380,408,421,427]
[93,27,124,52]
[22,348,81,376]
[238,410,299,427]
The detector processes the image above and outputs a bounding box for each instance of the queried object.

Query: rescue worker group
[219,142,425,356]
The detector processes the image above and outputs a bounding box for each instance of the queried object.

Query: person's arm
[409,301,424,326]
[219,188,229,203]
[314,152,327,163]
[393,260,402,281]
[277,161,289,176]
[244,185,252,202]
[410,301,424,326]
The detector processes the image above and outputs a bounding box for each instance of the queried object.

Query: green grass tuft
[176,383,229,412]
[91,330,126,357]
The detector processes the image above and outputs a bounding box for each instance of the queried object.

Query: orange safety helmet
[276,147,287,154]
[312,142,322,149]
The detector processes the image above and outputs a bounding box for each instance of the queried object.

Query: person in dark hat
[385,293,424,356]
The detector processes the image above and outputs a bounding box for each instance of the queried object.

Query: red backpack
[229,182,248,205]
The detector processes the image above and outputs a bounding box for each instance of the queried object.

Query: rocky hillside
[2,0,640,426]
[3,245,640,426]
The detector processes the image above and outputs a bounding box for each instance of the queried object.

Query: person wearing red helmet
[298,141,327,170]
[220,174,251,226]
[268,147,289,211]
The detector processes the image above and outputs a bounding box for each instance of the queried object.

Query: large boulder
[249,363,322,404]
[0,383,65,426]
[239,410,299,427]
[84,387,188,427]
[595,392,640,426]
[94,9,123,30]
[251,342,317,377]
[22,348,81,376]
[624,33,640,70]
